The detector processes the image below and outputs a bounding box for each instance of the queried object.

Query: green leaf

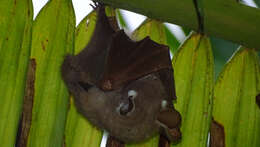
[0,0,33,146]
[164,25,180,54]
[211,47,260,147]
[65,11,103,147]
[131,19,167,45]
[181,27,191,36]
[210,36,238,78]
[26,0,75,146]
[74,11,97,54]
[126,135,159,147]
[253,0,260,7]
[116,9,129,30]
[172,33,214,147]
[131,19,181,55]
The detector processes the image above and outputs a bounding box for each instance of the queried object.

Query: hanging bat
[61,3,181,143]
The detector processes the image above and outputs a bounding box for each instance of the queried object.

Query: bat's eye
[117,90,137,116]
[78,82,92,91]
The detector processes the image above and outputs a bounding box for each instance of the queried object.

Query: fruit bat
[61,3,181,143]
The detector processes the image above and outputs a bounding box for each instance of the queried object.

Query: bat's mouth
[116,90,137,116]
[118,97,135,116]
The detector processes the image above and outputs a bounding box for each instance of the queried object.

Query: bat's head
[72,73,181,143]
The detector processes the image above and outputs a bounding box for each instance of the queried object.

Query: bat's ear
[97,30,173,91]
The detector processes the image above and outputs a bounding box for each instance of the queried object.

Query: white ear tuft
[128,90,138,98]
[161,100,168,109]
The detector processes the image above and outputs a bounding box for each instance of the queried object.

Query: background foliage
[0,0,259,147]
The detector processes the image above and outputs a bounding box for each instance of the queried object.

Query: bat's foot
[90,1,104,10]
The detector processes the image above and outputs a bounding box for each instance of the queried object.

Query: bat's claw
[90,1,104,10]
[165,127,182,143]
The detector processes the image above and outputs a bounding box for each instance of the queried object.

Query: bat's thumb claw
[165,127,182,143]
